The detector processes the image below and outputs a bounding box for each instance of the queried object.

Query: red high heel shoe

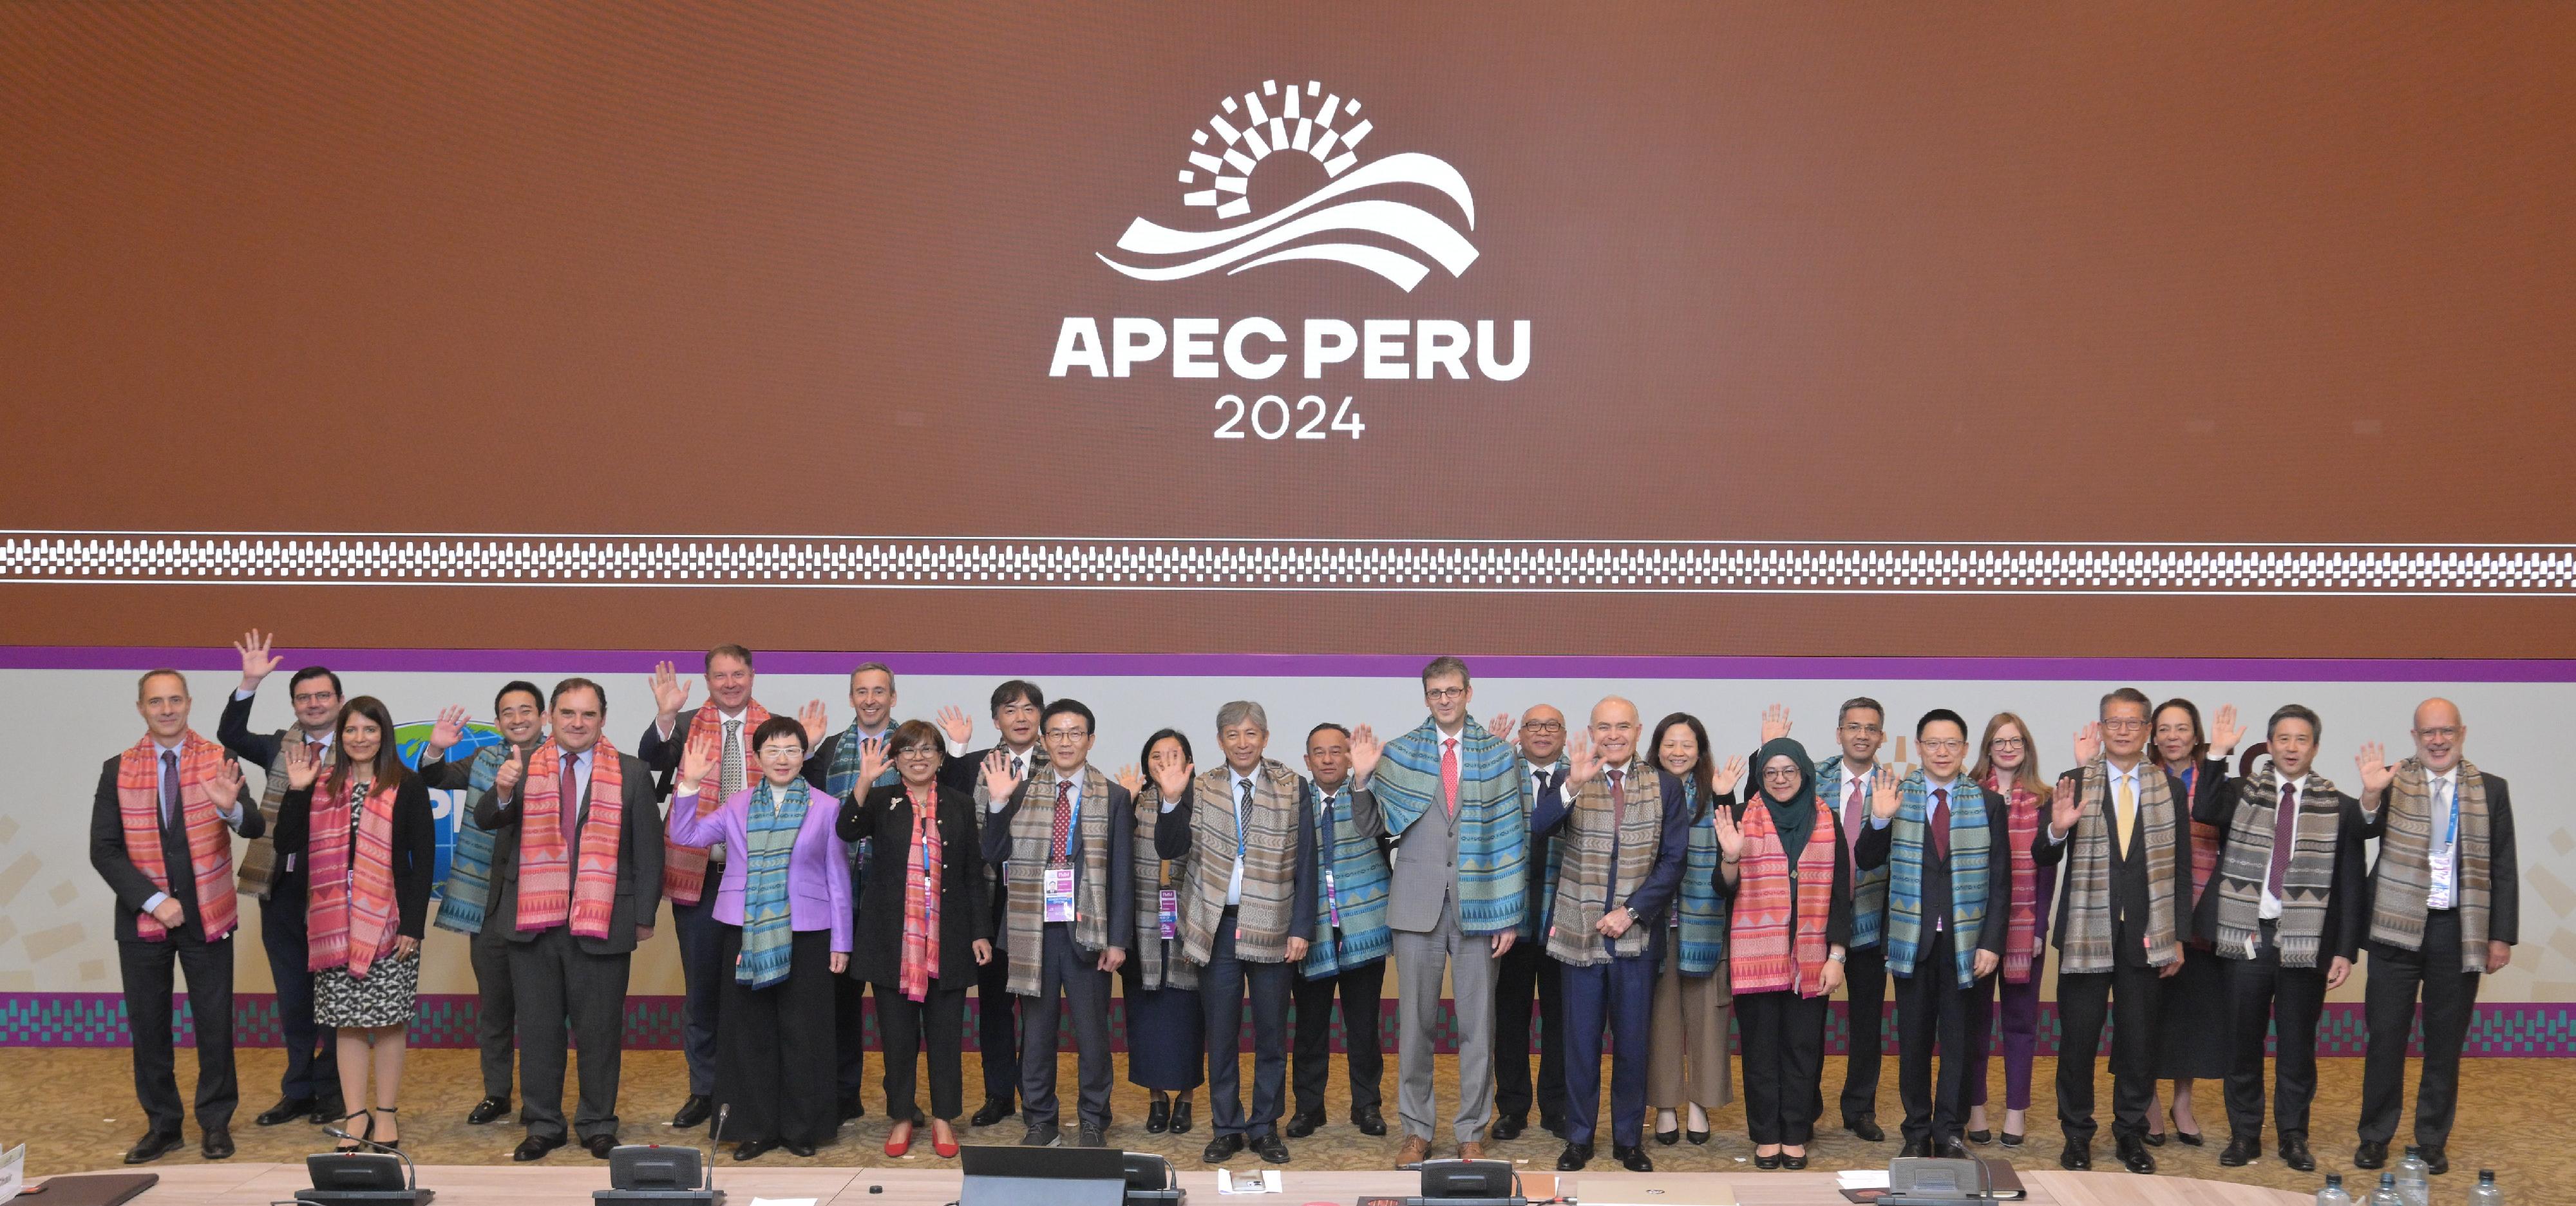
[932,1122,960,1159]
[884,1121,913,1158]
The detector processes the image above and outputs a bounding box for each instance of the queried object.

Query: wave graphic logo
[1098,79,1478,292]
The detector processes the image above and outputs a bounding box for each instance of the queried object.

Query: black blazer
[838,782,992,986]
[2352,772,2519,949]
[1851,784,2014,967]
[88,751,263,943]
[2032,764,2197,969]
[278,777,439,939]
[2185,774,2367,962]
[982,771,1137,949]
[473,749,667,955]
[216,689,316,894]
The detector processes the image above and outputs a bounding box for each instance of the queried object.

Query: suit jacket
[216,688,316,896]
[2351,771,2519,948]
[276,777,439,939]
[664,780,853,948]
[2188,772,2367,962]
[841,782,992,985]
[88,752,263,943]
[2032,763,2196,970]
[980,767,1137,948]
[1529,764,1693,932]
[1851,785,2013,972]
[472,748,667,956]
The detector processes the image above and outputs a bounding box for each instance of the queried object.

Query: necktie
[160,750,180,828]
[560,751,582,839]
[1441,738,1461,818]
[1606,768,1627,907]
[2113,772,2135,855]
[2267,782,2298,900]
[1535,768,1555,801]
[1050,780,1074,863]
[1931,787,1950,862]
[720,718,744,797]
[1236,778,1253,860]
[1845,777,1868,849]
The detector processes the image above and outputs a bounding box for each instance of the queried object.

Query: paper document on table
[748,1198,817,1206]
[1836,1171,1892,1189]
[0,1144,23,1204]
[1215,1168,1282,1193]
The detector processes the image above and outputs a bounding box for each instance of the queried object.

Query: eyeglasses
[1425,686,1468,702]
[1761,768,1802,781]
[1839,723,1883,735]
[1989,737,2025,750]
[1043,728,1090,741]
[2099,719,2147,732]
[2413,726,2460,741]
[757,744,806,758]
[894,746,940,758]
[1520,720,1565,733]
[1918,739,1965,753]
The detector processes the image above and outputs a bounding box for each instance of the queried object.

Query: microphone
[323,1125,421,1195]
[707,1103,730,1192]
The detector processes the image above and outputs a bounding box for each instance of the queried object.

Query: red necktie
[160,750,181,829]
[1050,780,1074,863]
[1441,738,1461,818]
[1930,787,1950,862]
[1844,777,1868,850]
[2266,783,2298,899]
[559,751,582,839]
[1608,768,1627,828]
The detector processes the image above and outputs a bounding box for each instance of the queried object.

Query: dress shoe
[467,1096,513,1126]
[1395,1134,1432,1169]
[2354,1139,2388,1169]
[1935,1139,1969,1161]
[1146,1098,1173,1134]
[971,1098,1015,1127]
[1204,1133,1247,1162]
[1846,1116,1885,1142]
[2143,1129,2166,1147]
[1076,1122,1107,1149]
[2175,1129,2205,1147]
[884,1124,913,1158]
[1353,1109,1387,1137]
[672,1095,714,1129]
[1253,1133,1290,1163]
[196,1126,234,1160]
[2060,1138,2092,1171]
[1653,1126,1679,1146]
[1457,1141,1486,1161]
[1555,1142,1593,1171]
[1752,1150,1783,1171]
[1020,1123,1061,1147]
[1687,1127,1709,1145]
[1900,1138,1931,1158]
[587,1134,619,1159]
[2419,1145,2448,1176]
[784,1140,817,1158]
[257,1096,314,1127]
[95,1120,171,1162]
[933,1128,961,1158]
[734,1138,780,1161]
[310,1097,346,1125]
[1168,1100,1195,1135]
[2219,1135,2260,1167]
[1965,1129,1992,1145]
[1613,1144,1653,1172]
[2116,1133,2155,1174]
[2000,1131,2024,1148]
[2280,1133,2316,1173]
[1491,1115,1526,1141]
[1781,1149,1809,1169]
[513,1135,565,1162]
[1285,1111,1323,1139]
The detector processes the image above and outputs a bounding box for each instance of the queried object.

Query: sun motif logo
[1097,79,1479,292]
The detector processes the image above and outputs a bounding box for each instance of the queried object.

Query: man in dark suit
[91,669,261,1164]
[2032,687,2193,1176]
[940,679,1047,1127]
[477,677,666,1161]
[2348,698,2517,1177]
[215,628,346,1127]
[1491,704,1570,1142]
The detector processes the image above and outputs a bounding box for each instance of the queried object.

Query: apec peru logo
[1096,79,1479,292]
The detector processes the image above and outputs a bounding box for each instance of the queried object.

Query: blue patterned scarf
[1667,779,1728,975]
[1882,773,1993,988]
[827,722,900,891]
[1814,758,1890,950]
[738,777,811,989]
[1371,717,1526,934]
[432,743,512,935]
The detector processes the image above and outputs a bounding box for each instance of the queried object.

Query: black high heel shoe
[374,1106,401,1151]
[333,1111,373,1153]
[1654,1127,1680,1146]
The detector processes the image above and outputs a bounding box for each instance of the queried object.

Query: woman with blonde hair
[1958,712,2049,1147]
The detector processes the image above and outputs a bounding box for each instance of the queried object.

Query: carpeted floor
[5,1049,2558,1196]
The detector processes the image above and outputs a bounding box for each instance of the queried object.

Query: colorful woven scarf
[898,785,943,1001]
[1985,775,2044,983]
[1303,780,1393,977]
[1814,757,1890,950]
[234,728,318,898]
[433,743,513,935]
[737,777,809,989]
[665,702,772,907]
[514,740,625,941]
[115,731,240,943]
[1543,760,1667,966]
[1881,774,1993,988]
[306,773,403,976]
[1001,762,1117,996]
[1178,761,1307,965]
[1128,782,1198,990]
[2212,768,2344,968]
[1668,778,1728,976]
[1730,790,1837,996]
[2369,758,2496,971]
[2168,761,2223,948]
[1370,717,1527,934]
[2057,758,2180,974]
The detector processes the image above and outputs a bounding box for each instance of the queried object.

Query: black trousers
[878,981,969,1124]
[834,975,871,1098]
[714,927,838,1147]
[2222,921,2327,1142]
[1491,935,1566,1125]
[976,875,1019,1106]
[1839,942,1888,1124]
[1736,988,1828,1146]
[1019,922,1114,1131]
[1893,930,1978,1147]
[2054,950,2166,1144]
[259,885,337,1101]
[673,887,726,1098]
[1292,957,1387,1119]
[509,925,633,1143]
[1200,912,1294,1138]
[120,930,239,1133]
[2360,908,2481,1148]
[468,921,519,1103]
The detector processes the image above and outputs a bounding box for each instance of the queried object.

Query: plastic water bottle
[2396,1147,2433,1206]
[2315,1172,2354,1206]
[2369,1173,2403,1206]
[2465,1169,2502,1206]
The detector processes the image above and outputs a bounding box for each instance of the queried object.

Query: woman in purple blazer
[669,716,852,1161]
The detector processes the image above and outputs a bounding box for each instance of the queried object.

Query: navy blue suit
[1533,765,1691,1149]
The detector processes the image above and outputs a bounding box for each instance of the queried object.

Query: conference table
[39,1163,2309,1206]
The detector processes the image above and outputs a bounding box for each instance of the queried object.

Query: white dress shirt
[2427,765,2461,910]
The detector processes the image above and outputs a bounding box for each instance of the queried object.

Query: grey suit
[1382,780,1501,1145]
[474,748,665,1144]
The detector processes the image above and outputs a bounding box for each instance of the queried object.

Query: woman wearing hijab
[669,716,853,1161]
[840,721,992,1158]
[1717,737,1855,1170]
[1117,730,1204,1136]
[274,696,435,1151]
[1645,713,1730,1147]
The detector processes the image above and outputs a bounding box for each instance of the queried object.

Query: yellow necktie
[2114,773,2136,854]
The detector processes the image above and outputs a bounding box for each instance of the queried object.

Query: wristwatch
[1826,950,1847,964]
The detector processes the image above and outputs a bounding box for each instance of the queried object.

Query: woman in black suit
[838,719,992,1158]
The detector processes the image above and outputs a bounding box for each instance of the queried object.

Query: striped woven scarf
[2369,758,2495,971]
[2171,762,2223,948]
[1371,717,1527,934]
[665,702,770,907]
[1730,791,1835,996]
[2212,768,2343,968]
[1303,782,1392,977]
[236,728,321,898]
[116,731,241,943]
[1882,774,1993,988]
[737,777,809,989]
[1543,761,1666,966]
[1179,762,1307,965]
[1128,783,1197,991]
[1814,758,1890,950]
[1667,778,1728,976]
[897,786,943,1001]
[515,740,625,941]
[826,722,899,891]
[306,774,404,977]
[1001,762,1116,996]
[433,744,513,935]
[1984,775,2044,983]
[2057,759,2179,974]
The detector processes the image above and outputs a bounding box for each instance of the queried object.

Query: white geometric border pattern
[3,532,2572,594]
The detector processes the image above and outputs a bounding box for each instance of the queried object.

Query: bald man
[1492,703,1572,1141]
[2348,699,2517,1176]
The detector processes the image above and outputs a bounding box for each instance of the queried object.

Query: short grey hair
[1216,700,1269,734]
